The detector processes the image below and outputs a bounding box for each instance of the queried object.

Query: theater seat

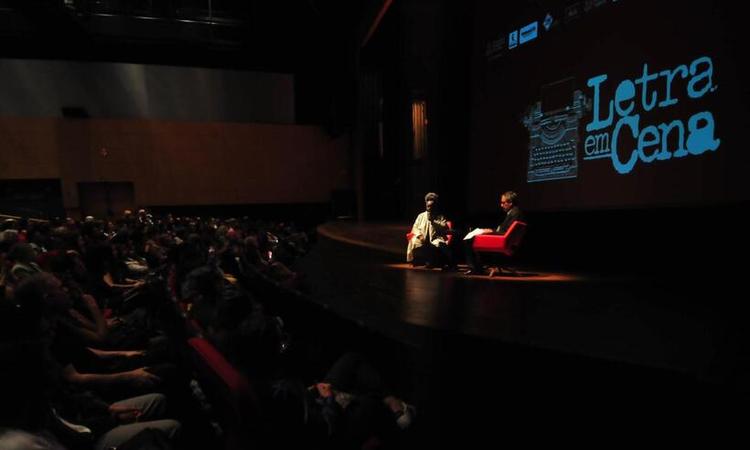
[187,337,259,450]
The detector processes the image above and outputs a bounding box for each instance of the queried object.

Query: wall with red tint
[0,117,350,213]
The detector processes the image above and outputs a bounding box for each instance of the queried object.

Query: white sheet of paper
[463,228,487,240]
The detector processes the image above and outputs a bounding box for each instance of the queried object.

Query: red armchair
[472,221,527,275]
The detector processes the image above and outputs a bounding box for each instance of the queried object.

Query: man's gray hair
[502,191,518,205]
[424,192,439,202]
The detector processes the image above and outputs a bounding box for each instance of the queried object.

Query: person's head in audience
[228,239,244,258]
[26,222,51,247]
[8,243,37,264]
[188,266,224,303]
[0,229,19,246]
[49,226,79,253]
[79,220,102,241]
[12,273,71,327]
[47,251,87,287]
[1,218,17,231]
[0,237,14,255]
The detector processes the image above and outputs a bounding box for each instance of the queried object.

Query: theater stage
[308,221,729,374]
[293,220,745,441]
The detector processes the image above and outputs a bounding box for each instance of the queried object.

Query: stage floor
[303,220,745,385]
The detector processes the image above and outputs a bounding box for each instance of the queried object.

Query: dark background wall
[0,117,349,218]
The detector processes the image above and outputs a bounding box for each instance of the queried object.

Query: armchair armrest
[472,233,508,252]
[406,220,453,243]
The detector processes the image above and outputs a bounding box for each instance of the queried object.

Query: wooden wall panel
[0,117,350,211]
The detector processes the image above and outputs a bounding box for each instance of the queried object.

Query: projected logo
[543,13,554,31]
[583,55,720,175]
[523,83,590,183]
[522,56,720,183]
[508,30,519,49]
[519,22,538,45]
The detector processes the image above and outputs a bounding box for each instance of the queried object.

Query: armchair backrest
[504,221,527,254]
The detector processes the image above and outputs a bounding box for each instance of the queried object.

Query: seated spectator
[2,273,180,450]
[84,242,144,307]
[13,275,167,400]
[270,353,416,449]
[242,234,298,288]
[7,242,43,283]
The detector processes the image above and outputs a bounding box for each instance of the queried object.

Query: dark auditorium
[1,0,749,448]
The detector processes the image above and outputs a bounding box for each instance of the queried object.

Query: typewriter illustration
[523,79,590,183]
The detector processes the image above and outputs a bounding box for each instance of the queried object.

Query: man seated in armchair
[464,191,524,275]
[406,192,454,269]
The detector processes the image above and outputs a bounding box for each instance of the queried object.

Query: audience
[0,210,416,449]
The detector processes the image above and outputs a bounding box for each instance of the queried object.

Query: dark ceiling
[0,0,367,72]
